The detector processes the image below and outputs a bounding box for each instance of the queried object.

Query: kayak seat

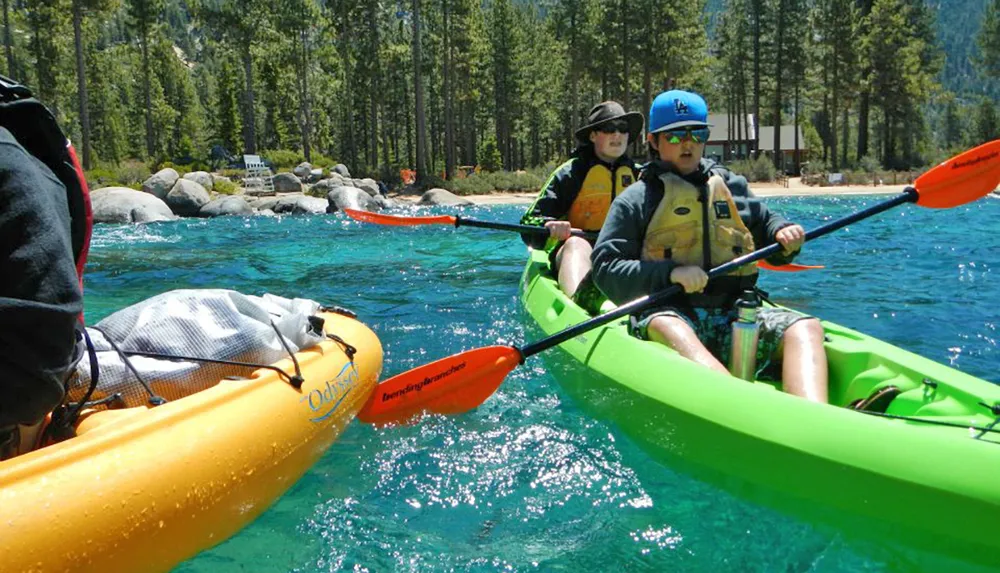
[838,365,921,411]
[882,387,954,417]
[850,385,903,413]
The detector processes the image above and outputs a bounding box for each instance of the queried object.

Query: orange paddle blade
[914,139,1000,208]
[343,208,457,227]
[757,261,825,272]
[357,345,522,425]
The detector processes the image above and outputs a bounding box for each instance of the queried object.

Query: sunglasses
[596,120,630,134]
[663,127,710,144]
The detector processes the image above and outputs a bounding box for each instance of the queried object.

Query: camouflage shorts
[572,274,606,315]
[634,305,813,378]
[548,243,607,315]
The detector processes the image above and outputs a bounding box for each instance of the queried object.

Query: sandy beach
[391,178,911,206]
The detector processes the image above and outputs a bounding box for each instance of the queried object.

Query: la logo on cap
[674,98,690,115]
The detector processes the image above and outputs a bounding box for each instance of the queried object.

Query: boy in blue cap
[590,90,829,403]
[521,101,643,306]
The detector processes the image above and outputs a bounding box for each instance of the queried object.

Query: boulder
[200,196,252,217]
[242,177,273,196]
[293,162,312,179]
[91,186,177,224]
[309,178,339,196]
[326,186,380,213]
[352,177,380,197]
[273,194,328,214]
[418,188,474,206]
[182,171,214,190]
[272,172,303,193]
[165,179,211,216]
[325,173,349,189]
[332,163,351,177]
[249,197,280,212]
[142,168,180,200]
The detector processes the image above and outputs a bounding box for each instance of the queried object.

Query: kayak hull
[0,311,382,573]
[520,249,1000,568]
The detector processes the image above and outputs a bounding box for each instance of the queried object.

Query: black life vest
[0,74,92,284]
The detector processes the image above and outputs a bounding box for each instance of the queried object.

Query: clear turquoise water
[82,196,1000,572]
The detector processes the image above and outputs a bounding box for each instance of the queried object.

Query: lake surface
[82,195,1000,572]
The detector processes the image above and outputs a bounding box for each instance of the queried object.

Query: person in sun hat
[520,101,643,309]
[590,89,830,404]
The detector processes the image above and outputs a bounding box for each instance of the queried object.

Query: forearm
[592,245,676,304]
[591,193,677,304]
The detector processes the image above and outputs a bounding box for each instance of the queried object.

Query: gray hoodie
[591,158,798,310]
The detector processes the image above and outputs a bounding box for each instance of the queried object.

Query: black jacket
[0,127,82,428]
[520,144,639,249]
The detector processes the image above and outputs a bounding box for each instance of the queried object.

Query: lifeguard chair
[243,154,274,195]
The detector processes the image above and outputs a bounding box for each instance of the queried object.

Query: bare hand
[670,265,709,293]
[544,220,574,241]
[775,224,806,255]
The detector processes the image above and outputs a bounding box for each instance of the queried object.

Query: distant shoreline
[391,183,911,206]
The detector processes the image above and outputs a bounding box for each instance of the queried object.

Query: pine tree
[215,54,242,155]
[412,0,428,180]
[275,0,320,160]
[549,0,597,151]
[811,0,858,170]
[977,0,1000,78]
[127,0,164,158]
[940,94,964,151]
[86,45,131,164]
[489,0,519,170]
[973,96,999,144]
[862,0,940,167]
[27,0,65,115]
[196,0,274,154]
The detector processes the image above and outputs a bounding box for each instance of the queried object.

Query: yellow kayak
[0,310,382,573]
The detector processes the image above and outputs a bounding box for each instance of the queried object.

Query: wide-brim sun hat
[648,90,713,134]
[574,101,645,143]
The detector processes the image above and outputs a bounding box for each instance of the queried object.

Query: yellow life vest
[641,172,757,278]
[566,163,635,232]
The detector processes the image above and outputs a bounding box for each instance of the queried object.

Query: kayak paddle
[757,261,825,272]
[343,208,599,240]
[356,140,1000,425]
[345,208,821,272]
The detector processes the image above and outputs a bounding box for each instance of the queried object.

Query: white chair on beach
[243,154,274,195]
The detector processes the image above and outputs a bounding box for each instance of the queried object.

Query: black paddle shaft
[455,216,598,241]
[518,187,919,360]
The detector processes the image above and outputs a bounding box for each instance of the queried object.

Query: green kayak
[519,248,1000,568]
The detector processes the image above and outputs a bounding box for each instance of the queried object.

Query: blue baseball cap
[648,90,712,134]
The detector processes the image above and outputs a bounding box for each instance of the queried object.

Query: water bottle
[729,290,761,381]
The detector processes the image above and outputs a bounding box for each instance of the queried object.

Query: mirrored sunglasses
[596,120,630,134]
[665,127,710,144]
